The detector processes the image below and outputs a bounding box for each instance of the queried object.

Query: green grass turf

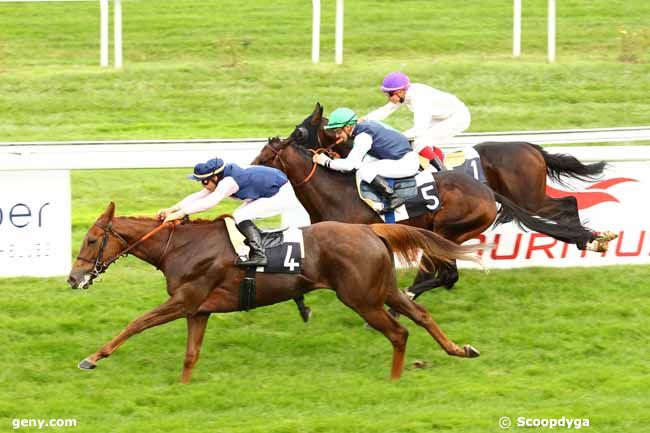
[1,1,649,431]
[0,0,648,142]
[0,168,649,432]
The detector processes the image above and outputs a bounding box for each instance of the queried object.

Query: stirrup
[235,254,268,267]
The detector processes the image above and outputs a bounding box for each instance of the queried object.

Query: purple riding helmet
[380,72,411,92]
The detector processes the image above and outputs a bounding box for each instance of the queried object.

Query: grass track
[1,1,649,431]
[1,169,650,432]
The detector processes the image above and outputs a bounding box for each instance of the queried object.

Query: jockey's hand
[163,209,186,223]
[313,153,332,167]
[156,206,178,220]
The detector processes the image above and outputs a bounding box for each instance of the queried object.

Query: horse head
[251,136,292,170]
[67,201,128,290]
[289,102,350,156]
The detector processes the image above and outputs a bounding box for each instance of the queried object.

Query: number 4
[284,245,299,271]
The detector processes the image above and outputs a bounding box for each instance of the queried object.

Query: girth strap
[239,267,257,311]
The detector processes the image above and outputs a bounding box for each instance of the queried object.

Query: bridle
[262,139,333,189]
[261,122,339,189]
[76,220,178,279]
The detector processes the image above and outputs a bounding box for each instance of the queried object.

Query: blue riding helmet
[188,157,225,180]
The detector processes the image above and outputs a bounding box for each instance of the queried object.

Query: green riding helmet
[325,107,358,129]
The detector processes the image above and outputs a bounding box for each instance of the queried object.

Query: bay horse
[68,202,484,382]
[291,102,611,232]
[251,136,610,306]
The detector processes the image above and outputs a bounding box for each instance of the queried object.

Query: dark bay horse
[68,202,484,381]
[252,137,605,305]
[291,103,613,234]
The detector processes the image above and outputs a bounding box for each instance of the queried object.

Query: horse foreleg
[386,290,479,359]
[180,313,210,384]
[78,297,186,370]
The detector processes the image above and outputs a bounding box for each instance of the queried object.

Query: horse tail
[369,224,483,271]
[529,143,607,186]
[494,192,594,247]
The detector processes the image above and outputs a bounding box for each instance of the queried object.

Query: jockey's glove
[156,205,180,220]
[313,153,332,168]
[163,208,186,223]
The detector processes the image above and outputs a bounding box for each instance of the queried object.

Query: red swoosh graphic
[586,178,637,190]
[546,186,619,209]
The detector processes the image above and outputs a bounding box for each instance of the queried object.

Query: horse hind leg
[405,259,458,301]
[537,195,582,227]
[356,308,410,380]
[293,295,312,323]
[339,287,409,379]
[385,290,479,359]
[538,196,618,251]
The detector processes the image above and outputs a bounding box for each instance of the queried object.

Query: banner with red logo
[469,162,650,268]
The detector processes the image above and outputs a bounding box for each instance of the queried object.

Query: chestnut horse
[68,202,484,382]
[251,137,609,308]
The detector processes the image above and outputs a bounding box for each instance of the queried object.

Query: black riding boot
[235,220,268,267]
[370,175,406,212]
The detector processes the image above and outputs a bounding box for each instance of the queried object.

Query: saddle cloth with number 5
[224,217,304,273]
[356,171,442,223]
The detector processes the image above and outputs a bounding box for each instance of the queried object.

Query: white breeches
[358,151,420,183]
[412,104,471,152]
[233,183,295,224]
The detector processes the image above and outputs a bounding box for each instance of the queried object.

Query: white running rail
[1,126,649,170]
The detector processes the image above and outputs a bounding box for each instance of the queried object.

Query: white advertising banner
[0,170,71,277]
[471,162,650,268]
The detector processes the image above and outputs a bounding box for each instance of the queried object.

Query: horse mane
[119,215,233,225]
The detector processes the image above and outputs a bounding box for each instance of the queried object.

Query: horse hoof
[464,344,480,358]
[78,359,97,370]
[412,359,428,369]
[405,290,416,300]
[600,231,618,241]
[299,307,312,323]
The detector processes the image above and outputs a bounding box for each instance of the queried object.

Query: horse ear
[311,102,323,125]
[102,201,116,221]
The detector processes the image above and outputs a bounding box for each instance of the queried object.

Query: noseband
[75,221,128,278]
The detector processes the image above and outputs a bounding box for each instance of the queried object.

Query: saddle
[421,147,487,184]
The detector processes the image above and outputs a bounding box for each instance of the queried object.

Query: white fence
[0,0,123,68]
[1,126,650,170]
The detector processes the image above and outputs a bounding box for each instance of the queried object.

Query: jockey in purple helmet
[157,158,292,267]
[363,71,472,171]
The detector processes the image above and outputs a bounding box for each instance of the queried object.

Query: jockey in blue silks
[157,157,291,267]
[312,107,420,212]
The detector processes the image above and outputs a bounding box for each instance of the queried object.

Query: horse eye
[87,238,97,245]
[294,126,308,142]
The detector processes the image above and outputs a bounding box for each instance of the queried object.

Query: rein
[76,220,179,277]
[263,140,338,189]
